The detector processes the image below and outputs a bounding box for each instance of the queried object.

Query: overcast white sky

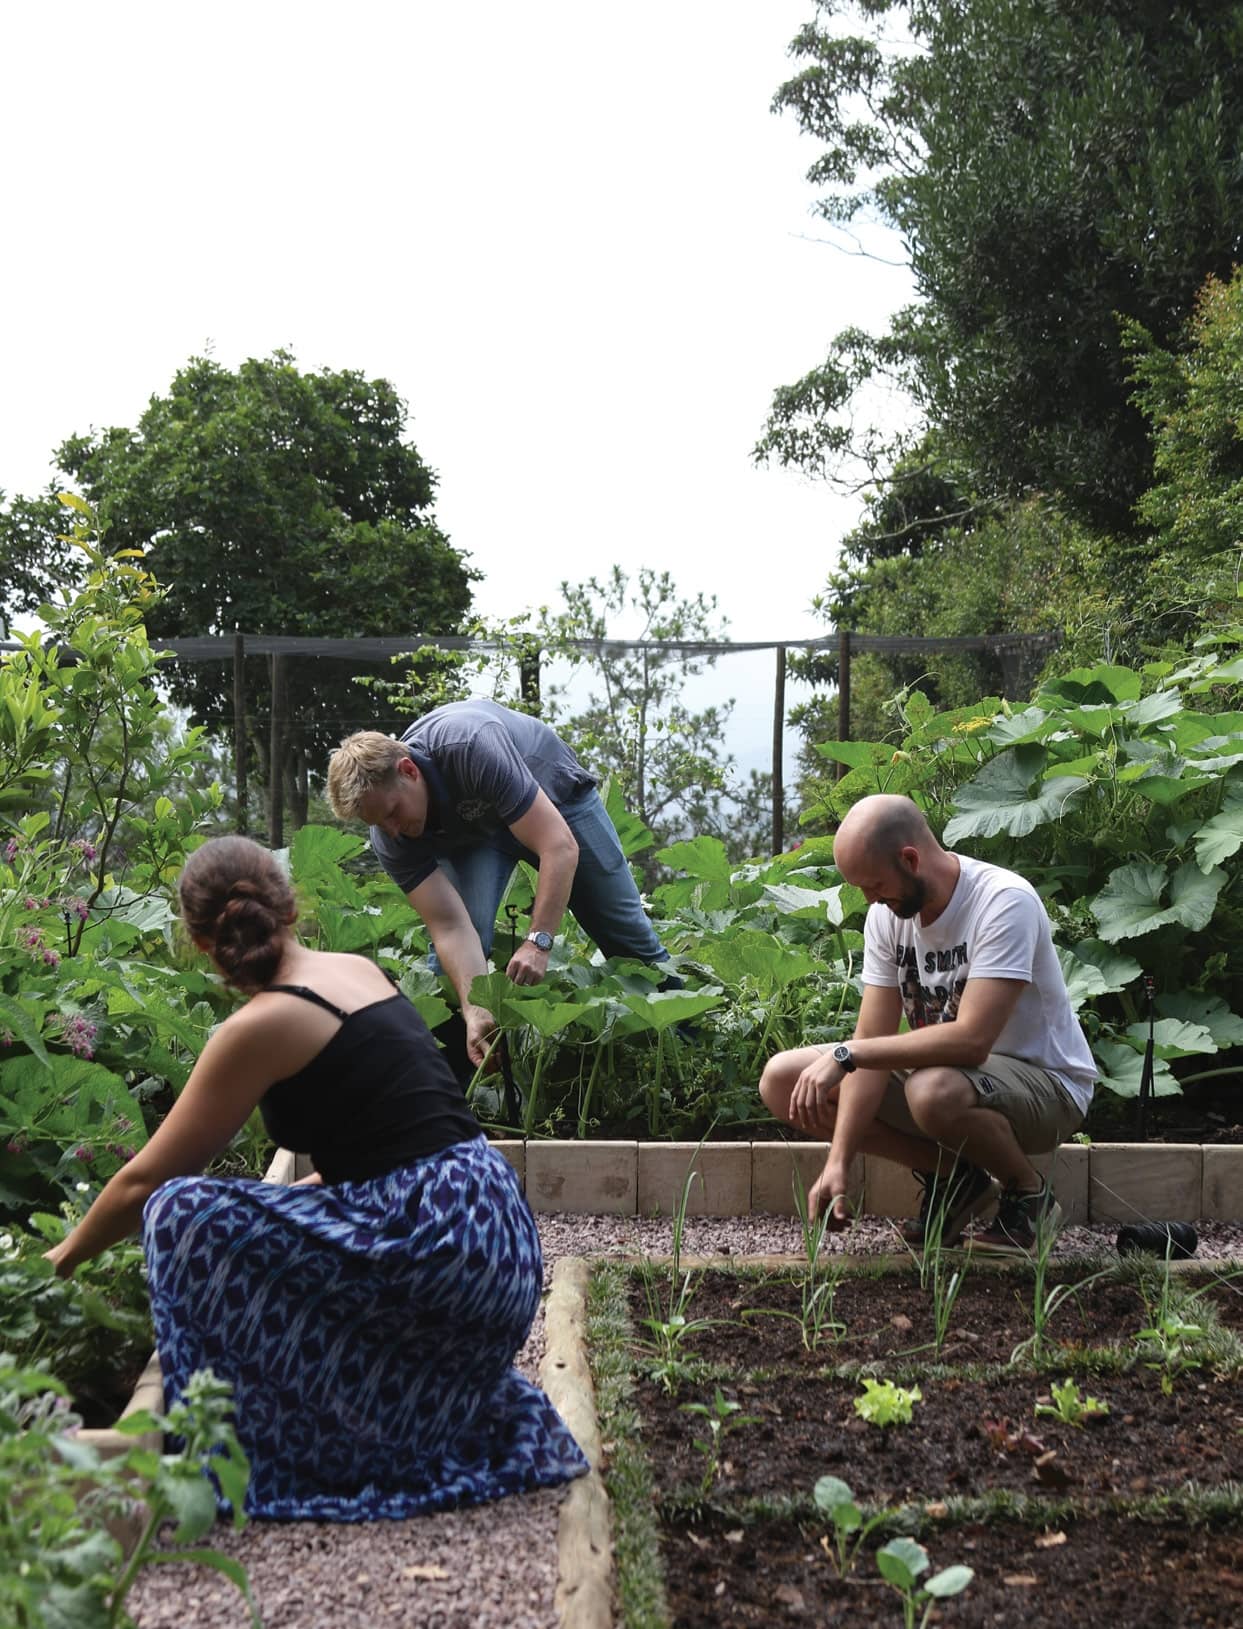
[3,1,914,781]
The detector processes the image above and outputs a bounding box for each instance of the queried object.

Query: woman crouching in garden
[45,835,588,1519]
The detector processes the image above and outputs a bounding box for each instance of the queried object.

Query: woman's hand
[43,1241,76,1280]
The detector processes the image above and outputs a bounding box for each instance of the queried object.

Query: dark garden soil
[662,1510,1243,1628]
[637,1365,1243,1502]
[612,1263,1243,1626]
[75,1348,149,1429]
[639,1266,1243,1370]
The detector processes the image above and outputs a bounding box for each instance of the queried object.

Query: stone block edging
[490,1138,1239,1222]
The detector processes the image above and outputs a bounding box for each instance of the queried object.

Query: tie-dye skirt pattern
[142,1133,588,1520]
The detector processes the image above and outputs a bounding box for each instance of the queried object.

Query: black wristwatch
[832,1043,856,1073]
[526,930,554,953]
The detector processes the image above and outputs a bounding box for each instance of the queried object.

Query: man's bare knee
[905,1067,977,1135]
[759,1052,799,1115]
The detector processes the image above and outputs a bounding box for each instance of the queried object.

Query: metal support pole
[233,632,247,834]
[836,628,851,780]
[772,644,786,854]
[269,652,286,849]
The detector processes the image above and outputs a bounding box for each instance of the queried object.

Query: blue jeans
[428,789,670,968]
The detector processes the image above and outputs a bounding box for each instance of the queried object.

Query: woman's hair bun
[179,837,296,990]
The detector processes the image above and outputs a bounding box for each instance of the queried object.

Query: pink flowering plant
[0,497,226,1212]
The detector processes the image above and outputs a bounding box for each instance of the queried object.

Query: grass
[587,1261,670,1629]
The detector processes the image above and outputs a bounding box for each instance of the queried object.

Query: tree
[787,487,1140,817]
[0,351,476,837]
[1126,266,1243,637]
[543,567,738,879]
[758,1,1243,535]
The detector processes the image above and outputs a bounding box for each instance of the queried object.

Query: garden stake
[1135,971,1156,1141]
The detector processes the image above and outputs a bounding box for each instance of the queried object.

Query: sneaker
[971,1179,1063,1255]
[900,1160,998,1248]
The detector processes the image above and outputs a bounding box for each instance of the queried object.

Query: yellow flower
[951,717,992,735]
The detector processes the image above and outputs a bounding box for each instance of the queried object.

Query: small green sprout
[1034,1377,1110,1427]
[876,1536,973,1629]
[854,1378,922,1427]
[1136,1310,1208,1395]
[813,1475,890,1577]
[681,1387,761,1496]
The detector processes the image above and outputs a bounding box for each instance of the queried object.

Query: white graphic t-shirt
[861,854,1097,1115]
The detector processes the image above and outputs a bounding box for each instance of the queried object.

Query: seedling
[635,1145,718,1393]
[743,1164,847,1351]
[1135,1309,1208,1394]
[813,1475,891,1578]
[1134,1254,1213,1393]
[637,1310,718,1395]
[854,1378,921,1427]
[1034,1377,1110,1427]
[1010,1204,1111,1365]
[681,1387,761,1496]
[876,1536,973,1629]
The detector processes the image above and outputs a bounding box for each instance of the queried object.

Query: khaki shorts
[821,1051,1085,1154]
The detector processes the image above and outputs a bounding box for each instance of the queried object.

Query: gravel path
[127,1210,1243,1628]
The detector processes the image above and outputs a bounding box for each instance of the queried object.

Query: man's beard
[888,875,928,919]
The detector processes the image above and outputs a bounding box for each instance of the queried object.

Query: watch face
[833,1044,851,1065]
[529,931,553,952]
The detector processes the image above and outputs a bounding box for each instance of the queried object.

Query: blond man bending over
[327,700,672,1071]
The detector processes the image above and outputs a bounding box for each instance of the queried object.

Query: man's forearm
[528,844,577,937]
[848,1020,992,1075]
[429,921,489,1010]
[825,1069,892,1173]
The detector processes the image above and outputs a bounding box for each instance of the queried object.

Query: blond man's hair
[326,731,409,820]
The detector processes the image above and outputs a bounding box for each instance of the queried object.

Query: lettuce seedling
[854,1378,921,1427]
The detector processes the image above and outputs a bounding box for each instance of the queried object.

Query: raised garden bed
[586,1252,1243,1628]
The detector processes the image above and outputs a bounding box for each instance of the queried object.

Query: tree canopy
[758,0,1243,534]
[0,351,476,833]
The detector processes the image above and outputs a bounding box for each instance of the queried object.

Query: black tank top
[258,983,481,1183]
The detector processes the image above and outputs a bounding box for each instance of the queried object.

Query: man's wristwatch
[526,930,554,953]
[832,1043,856,1073]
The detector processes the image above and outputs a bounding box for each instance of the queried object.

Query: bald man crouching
[759,795,1097,1254]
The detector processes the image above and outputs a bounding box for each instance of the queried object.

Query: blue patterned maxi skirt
[142,1134,589,1520]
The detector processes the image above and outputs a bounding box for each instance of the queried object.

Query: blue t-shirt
[370,700,597,892]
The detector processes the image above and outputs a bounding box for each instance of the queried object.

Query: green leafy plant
[635,1150,721,1395]
[680,1387,761,1498]
[1135,1309,1208,1395]
[893,1151,972,1350]
[854,1378,922,1428]
[1,1364,258,1629]
[1010,1200,1112,1365]
[743,1163,847,1351]
[875,1536,973,1629]
[1131,1256,1216,1396]
[1034,1377,1111,1427]
[0,1213,150,1413]
[812,1474,890,1578]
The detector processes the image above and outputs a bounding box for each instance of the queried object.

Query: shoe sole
[970,1198,1064,1256]
[903,1178,1000,1249]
